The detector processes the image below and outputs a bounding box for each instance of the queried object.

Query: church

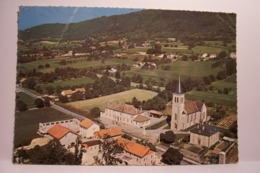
[171,77,210,131]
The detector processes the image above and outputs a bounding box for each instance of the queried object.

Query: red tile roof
[80,119,94,129]
[82,140,101,148]
[94,128,122,139]
[62,89,74,95]
[117,137,154,158]
[75,88,86,92]
[106,102,142,115]
[47,124,76,140]
[185,100,204,114]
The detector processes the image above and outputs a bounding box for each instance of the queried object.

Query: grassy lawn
[14,107,72,148]
[16,92,36,109]
[36,76,94,93]
[186,89,236,107]
[126,60,223,83]
[18,57,134,73]
[192,46,226,55]
[66,89,157,112]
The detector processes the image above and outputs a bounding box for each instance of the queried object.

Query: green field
[192,46,226,55]
[66,89,157,112]
[18,57,134,73]
[14,107,72,148]
[16,91,36,109]
[186,79,237,107]
[36,76,94,93]
[126,60,224,83]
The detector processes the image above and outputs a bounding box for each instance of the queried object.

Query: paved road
[18,86,85,121]
[51,104,85,120]
[18,86,40,99]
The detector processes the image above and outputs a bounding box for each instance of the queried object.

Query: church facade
[171,77,210,131]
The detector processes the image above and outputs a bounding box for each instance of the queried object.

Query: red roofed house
[171,77,210,131]
[47,124,78,148]
[100,102,150,128]
[81,140,101,165]
[115,137,156,166]
[61,89,74,98]
[94,127,122,140]
[75,88,86,94]
[79,118,100,139]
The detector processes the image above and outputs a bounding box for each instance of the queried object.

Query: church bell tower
[171,76,185,131]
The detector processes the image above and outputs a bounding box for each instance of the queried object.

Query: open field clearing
[18,57,135,73]
[186,89,236,107]
[66,89,157,112]
[192,46,226,55]
[126,60,224,83]
[14,107,71,148]
[36,76,94,93]
[16,91,36,110]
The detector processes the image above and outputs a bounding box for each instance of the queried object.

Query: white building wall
[123,151,156,166]
[59,132,78,148]
[79,124,100,139]
[39,119,80,134]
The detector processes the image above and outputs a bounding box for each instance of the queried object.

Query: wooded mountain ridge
[18,9,236,42]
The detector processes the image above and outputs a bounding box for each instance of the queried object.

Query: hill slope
[19,9,236,42]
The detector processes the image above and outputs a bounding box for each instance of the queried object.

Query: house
[149,110,163,118]
[132,61,144,68]
[171,77,209,131]
[230,52,237,59]
[94,127,122,140]
[201,53,208,60]
[115,137,156,166]
[133,115,151,128]
[75,88,86,94]
[79,118,100,139]
[81,140,101,165]
[209,54,217,59]
[47,124,78,148]
[61,89,74,98]
[100,102,150,128]
[167,38,176,42]
[108,67,117,73]
[190,123,219,148]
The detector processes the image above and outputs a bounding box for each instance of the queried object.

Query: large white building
[171,77,210,131]
[100,102,151,128]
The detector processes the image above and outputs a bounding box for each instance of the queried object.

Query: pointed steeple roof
[176,76,182,94]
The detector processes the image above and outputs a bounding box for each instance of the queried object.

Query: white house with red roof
[94,127,123,141]
[47,124,78,148]
[115,137,157,166]
[171,77,210,131]
[100,102,150,128]
[79,118,100,139]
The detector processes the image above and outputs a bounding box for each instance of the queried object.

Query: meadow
[14,107,72,148]
[126,60,224,83]
[66,89,157,112]
[186,78,237,107]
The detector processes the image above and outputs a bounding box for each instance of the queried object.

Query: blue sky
[18,7,141,30]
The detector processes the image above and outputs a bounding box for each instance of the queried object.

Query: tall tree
[161,148,183,165]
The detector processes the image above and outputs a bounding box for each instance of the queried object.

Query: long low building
[100,102,151,128]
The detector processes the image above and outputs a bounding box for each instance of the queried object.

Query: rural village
[13,8,238,166]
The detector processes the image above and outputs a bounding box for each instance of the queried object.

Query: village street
[17,86,86,120]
